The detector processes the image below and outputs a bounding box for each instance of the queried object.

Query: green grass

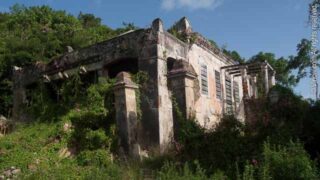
[0,120,210,179]
[0,121,73,177]
[0,122,62,171]
[0,121,123,179]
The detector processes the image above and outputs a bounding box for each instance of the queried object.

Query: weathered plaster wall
[17,30,146,87]
[159,17,245,128]
[186,44,244,128]
[13,17,248,155]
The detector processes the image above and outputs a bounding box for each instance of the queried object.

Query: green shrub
[77,149,111,167]
[157,161,208,180]
[60,73,84,105]
[85,129,111,150]
[266,85,309,140]
[302,100,320,159]
[258,141,319,180]
[240,163,256,180]
[26,82,66,122]
[85,77,115,114]
[69,110,107,130]
[68,109,116,151]
[55,78,118,152]
[83,166,123,180]
[234,141,319,180]
[176,115,252,177]
[72,127,111,151]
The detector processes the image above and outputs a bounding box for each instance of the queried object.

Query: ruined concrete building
[13,17,275,156]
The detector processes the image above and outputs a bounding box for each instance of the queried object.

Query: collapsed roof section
[221,61,275,77]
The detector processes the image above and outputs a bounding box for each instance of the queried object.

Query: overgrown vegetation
[0,73,123,178]
[164,85,320,179]
[1,3,320,180]
[0,4,137,115]
[167,24,197,44]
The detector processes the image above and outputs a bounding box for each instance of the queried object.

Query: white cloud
[161,0,224,11]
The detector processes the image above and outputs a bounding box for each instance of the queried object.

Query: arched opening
[167,57,176,74]
[104,58,139,78]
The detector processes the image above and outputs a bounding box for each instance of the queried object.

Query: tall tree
[248,52,297,87]
[0,4,129,115]
[223,49,245,64]
[78,12,102,28]
[287,39,320,82]
[309,0,320,99]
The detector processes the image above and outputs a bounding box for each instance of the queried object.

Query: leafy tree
[208,39,218,47]
[223,49,246,64]
[78,12,102,28]
[114,22,138,35]
[288,39,320,82]
[77,12,116,44]
[309,0,320,23]
[0,5,132,116]
[259,141,318,180]
[207,40,245,64]
[248,52,297,87]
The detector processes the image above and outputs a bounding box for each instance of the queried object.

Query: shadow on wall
[105,58,138,78]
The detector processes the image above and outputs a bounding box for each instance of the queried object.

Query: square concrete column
[269,71,276,87]
[168,71,197,119]
[168,61,197,140]
[137,18,174,154]
[252,75,258,99]
[240,67,250,99]
[261,62,269,95]
[114,72,139,156]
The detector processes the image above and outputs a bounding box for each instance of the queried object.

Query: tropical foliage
[0,4,320,180]
[0,4,135,115]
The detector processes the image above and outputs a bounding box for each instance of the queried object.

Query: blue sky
[0,0,318,99]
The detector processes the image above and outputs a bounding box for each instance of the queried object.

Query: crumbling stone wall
[162,17,244,128]
[13,17,247,155]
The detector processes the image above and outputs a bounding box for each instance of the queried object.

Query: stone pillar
[168,71,196,119]
[138,18,174,154]
[168,61,197,139]
[261,62,269,95]
[230,76,235,112]
[113,72,139,156]
[252,75,258,98]
[240,67,249,99]
[12,67,27,121]
[184,74,196,117]
[248,76,253,98]
[270,71,276,87]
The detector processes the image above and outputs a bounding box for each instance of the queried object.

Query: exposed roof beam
[221,62,261,70]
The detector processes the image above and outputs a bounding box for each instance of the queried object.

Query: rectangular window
[201,64,208,95]
[234,81,240,103]
[215,71,222,100]
[225,76,233,113]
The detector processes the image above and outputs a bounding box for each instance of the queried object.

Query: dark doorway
[167,57,176,73]
[105,58,138,78]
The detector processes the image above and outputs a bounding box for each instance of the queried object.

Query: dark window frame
[201,64,208,95]
[215,70,222,100]
[225,76,233,113]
